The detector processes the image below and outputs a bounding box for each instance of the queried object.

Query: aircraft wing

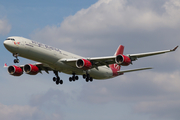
[88,56,116,67]
[128,46,178,61]
[34,63,53,74]
[60,56,116,68]
[61,46,178,68]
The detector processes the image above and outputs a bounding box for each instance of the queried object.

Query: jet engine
[115,54,131,66]
[76,59,92,70]
[24,64,39,75]
[8,65,23,76]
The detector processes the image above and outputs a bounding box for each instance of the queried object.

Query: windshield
[6,38,15,41]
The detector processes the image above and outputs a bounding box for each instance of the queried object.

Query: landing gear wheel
[86,78,89,82]
[16,59,19,63]
[69,73,79,82]
[83,72,93,83]
[72,76,75,81]
[90,77,93,82]
[60,80,63,84]
[53,77,56,82]
[75,76,79,80]
[83,74,86,79]
[69,77,72,82]
[14,59,19,63]
[14,59,17,63]
[56,80,59,85]
[13,53,19,63]
[53,71,63,85]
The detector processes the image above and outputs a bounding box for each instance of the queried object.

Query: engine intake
[76,59,92,70]
[115,54,131,66]
[24,64,39,75]
[8,65,23,76]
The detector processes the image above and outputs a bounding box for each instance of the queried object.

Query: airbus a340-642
[3,36,178,85]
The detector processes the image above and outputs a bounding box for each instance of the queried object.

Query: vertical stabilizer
[114,45,124,56]
[109,45,124,76]
[4,63,8,67]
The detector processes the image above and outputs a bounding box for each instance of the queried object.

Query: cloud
[134,101,180,120]
[30,0,180,59]
[0,103,38,120]
[31,0,180,37]
[0,103,62,120]
[79,71,180,103]
[0,17,11,35]
[29,1,180,119]
[78,70,180,119]
[29,88,70,114]
[0,74,66,120]
[60,0,180,32]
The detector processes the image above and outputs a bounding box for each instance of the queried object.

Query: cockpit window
[6,38,15,41]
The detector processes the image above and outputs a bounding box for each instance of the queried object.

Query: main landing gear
[53,71,63,85]
[52,71,93,85]
[69,72,93,83]
[83,72,93,82]
[13,53,19,63]
[69,73,79,82]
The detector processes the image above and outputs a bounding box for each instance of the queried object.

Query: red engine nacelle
[23,64,39,75]
[115,54,131,66]
[8,65,23,76]
[76,59,92,70]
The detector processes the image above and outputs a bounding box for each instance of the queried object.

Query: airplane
[3,36,178,85]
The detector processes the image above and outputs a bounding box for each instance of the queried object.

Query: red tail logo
[109,45,124,76]
[4,63,8,67]
[114,64,120,71]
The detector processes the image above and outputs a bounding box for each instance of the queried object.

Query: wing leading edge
[129,46,178,61]
[61,45,178,69]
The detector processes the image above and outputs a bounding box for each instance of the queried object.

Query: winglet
[4,63,8,67]
[171,46,178,51]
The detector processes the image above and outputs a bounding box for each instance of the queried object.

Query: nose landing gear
[13,53,19,63]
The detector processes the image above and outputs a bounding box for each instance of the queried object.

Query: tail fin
[109,45,124,76]
[4,63,8,68]
[114,45,124,56]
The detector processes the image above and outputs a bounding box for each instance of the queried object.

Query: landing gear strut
[69,73,79,82]
[83,72,93,82]
[53,71,63,85]
[13,53,19,63]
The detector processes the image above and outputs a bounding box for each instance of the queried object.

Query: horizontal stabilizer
[118,67,152,74]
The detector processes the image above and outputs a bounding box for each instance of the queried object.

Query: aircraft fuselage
[4,36,114,79]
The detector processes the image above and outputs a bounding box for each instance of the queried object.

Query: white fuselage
[4,36,114,79]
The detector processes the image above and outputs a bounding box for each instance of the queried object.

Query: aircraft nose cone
[3,40,13,50]
[3,40,11,47]
[3,40,8,47]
